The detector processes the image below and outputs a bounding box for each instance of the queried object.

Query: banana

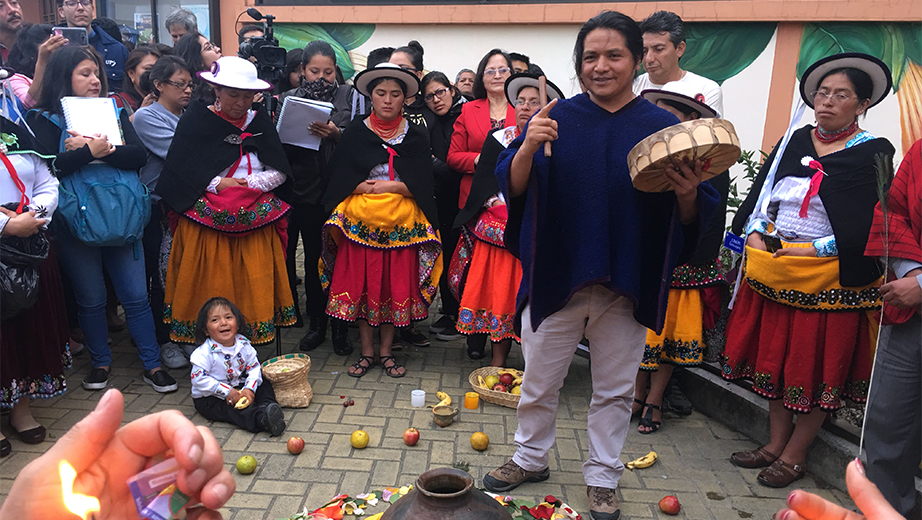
[512,377,523,386]
[625,451,657,470]
[234,396,251,410]
[497,368,522,377]
[436,391,451,407]
[478,375,486,388]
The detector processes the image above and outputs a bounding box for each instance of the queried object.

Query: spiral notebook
[276,96,334,151]
[60,96,124,146]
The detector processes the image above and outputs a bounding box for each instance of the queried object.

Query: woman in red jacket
[447,49,514,210]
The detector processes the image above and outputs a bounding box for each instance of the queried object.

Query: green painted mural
[274,23,376,80]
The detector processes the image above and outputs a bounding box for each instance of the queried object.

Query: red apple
[493,383,507,393]
[499,373,514,386]
[403,427,420,446]
[658,495,680,515]
[287,436,305,455]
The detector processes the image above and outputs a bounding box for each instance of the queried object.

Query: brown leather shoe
[730,446,779,468]
[757,459,806,488]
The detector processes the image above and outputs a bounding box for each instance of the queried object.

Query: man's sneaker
[82,368,110,390]
[143,369,178,393]
[181,343,197,358]
[428,315,455,334]
[587,486,621,520]
[664,379,693,416]
[399,325,430,347]
[434,315,464,341]
[483,459,549,493]
[260,402,286,436]
[160,343,190,369]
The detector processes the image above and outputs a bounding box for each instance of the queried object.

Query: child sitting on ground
[190,297,286,436]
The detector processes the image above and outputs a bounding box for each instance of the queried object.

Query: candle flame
[60,461,100,519]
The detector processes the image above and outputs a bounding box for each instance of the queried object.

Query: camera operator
[236,9,284,117]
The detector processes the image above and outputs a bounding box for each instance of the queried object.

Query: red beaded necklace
[814,121,859,143]
[368,110,402,140]
[213,106,248,129]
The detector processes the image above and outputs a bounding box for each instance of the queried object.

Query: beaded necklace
[213,106,248,129]
[814,121,859,143]
[368,110,402,140]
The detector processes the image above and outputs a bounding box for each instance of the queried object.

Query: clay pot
[380,468,513,520]
[432,405,459,427]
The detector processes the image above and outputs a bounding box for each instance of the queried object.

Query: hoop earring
[214,99,222,112]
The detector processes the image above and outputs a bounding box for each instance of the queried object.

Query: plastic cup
[411,389,426,407]
[464,392,480,409]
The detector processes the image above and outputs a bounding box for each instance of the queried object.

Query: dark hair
[528,63,545,76]
[509,52,530,66]
[237,24,262,45]
[659,99,700,119]
[7,23,53,79]
[275,48,303,92]
[302,40,336,67]
[36,45,108,115]
[121,46,163,99]
[367,46,395,69]
[175,31,205,72]
[420,70,452,93]
[472,49,513,100]
[92,17,122,43]
[148,42,174,56]
[819,67,874,103]
[639,11,685,48]
[194,297,248,344]
[368,76,408,97]
[392,40,424,71]
[573,11,643,82]
[147,55,192,97]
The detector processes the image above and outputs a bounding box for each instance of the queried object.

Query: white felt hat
[353,63,420,98]
[197,56,272,91]
[799,52,891,109]
[504,73,566,106]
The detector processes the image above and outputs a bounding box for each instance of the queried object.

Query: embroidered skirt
[164,218,296,344]
[320,193,442,327]
[1,241,72,407]
[450,206,521,342]
[721,244,879,412]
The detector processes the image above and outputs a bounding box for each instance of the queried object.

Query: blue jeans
[56,225,162,371]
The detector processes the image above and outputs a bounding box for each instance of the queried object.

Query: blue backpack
[43,111,150,247]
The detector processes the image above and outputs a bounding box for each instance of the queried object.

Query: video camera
[237,8,286,86]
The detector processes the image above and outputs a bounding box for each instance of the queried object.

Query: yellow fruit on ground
[483,375,500,389]
[435,391,452,407]
[351,429,370,449]
[236,455,257,474]
[471,432,489,451]
[510,385,521,395]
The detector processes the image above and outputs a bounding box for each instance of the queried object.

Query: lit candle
[60,461,100,519]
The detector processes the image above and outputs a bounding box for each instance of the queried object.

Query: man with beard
[0,0,23,64]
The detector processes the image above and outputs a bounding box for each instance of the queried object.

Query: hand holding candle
[0,389,235,520]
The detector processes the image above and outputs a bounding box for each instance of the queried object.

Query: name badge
[724,232,745,254]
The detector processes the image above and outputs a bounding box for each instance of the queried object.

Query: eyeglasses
[515,99,542,108]
[163,80,194,91]
[202,41,218,53]
[484,67,511,77]
[398,65,420,73]
[424,87,450,102]
[63,0,93,7]
[811,90,854,104]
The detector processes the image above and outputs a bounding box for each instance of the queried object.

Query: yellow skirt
[164,219,296,344]
[642,288,705,369]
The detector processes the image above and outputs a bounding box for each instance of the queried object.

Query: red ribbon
[799,160,825,218]
[385,145,398,182]
[1,153,28,213]
[226,132,254,179]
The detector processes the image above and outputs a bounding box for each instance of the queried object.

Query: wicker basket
[261,354,312,408]
[468,367,521,409]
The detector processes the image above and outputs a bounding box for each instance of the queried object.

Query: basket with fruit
[468,367,523,409]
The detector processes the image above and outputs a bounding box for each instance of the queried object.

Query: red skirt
[721,283,874,412]
[325,238,429,326]
[1,240,71,407]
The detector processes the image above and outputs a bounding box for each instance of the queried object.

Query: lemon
[236,455,257,474]
[483,375,500,389]
[470,432,489,451]
[351,429,370,449]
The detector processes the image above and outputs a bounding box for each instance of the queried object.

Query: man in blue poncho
[482,11,718,520]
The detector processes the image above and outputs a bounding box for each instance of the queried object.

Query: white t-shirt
[633,70,724,118]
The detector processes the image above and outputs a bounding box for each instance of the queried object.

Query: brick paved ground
[0,302,854,519]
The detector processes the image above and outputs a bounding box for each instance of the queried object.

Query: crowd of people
[0,1,919,518]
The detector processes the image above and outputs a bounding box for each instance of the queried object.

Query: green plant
[726,149,768,228]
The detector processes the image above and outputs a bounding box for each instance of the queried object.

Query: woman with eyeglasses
[446,48,514,357]
[450,73,564,364]
[420,71,466,340]
[131,55,194,369]
[724,53,895,488]
[174,31,222,105]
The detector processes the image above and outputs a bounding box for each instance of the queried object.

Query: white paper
[61,97,124,146]
[276,96,334,151]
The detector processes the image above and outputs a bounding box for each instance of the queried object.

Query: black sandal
[631,398,645,419]
[379,355,406,378]
[638,402,662,434]
[348,355,375,378]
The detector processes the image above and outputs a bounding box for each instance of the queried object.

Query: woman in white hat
[724,52,895,488]
[157,56,296,347]
[449,73,564,366]
[631,84,730,435]
[319,63,442,378]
